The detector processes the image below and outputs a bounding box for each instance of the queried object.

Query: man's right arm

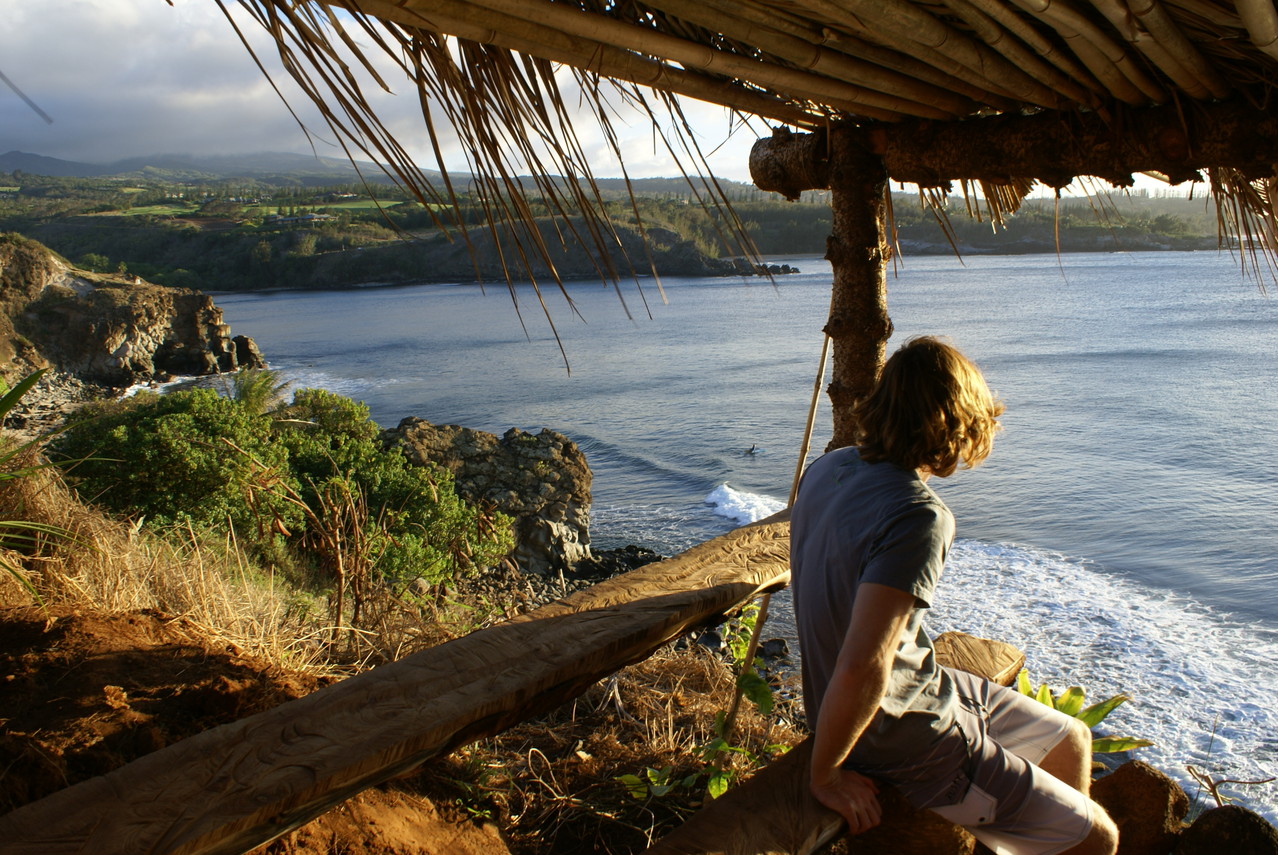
[809,582,917,834]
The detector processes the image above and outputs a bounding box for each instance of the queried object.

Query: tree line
[0,171,1224,292]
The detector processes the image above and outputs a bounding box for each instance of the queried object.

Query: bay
[215,249,1278,819]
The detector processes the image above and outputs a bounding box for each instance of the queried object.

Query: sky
[0,0,763,180]
[1,0,1184,199]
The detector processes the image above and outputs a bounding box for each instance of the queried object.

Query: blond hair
[854,336,1004,477]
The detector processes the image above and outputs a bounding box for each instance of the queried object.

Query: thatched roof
[228,0,1278,288]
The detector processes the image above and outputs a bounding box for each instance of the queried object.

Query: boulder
[1177,805,1278,855]
[1091,760,1189,855]
[385,418,592,575]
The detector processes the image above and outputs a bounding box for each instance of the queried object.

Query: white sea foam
[930,539,1278,822]
[120,377,196,398]
[704,484,786,525]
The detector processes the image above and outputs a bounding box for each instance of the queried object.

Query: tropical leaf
[706,769,731,799]
[1077,694,1130,729]
[616,773,647,800]
[0,369,45,418]
[737,669,774,715]
[0,369,83,606]
[1055,686,1086,718]
[1091,735,1155,754]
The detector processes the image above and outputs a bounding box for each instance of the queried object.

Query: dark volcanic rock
[385,418,592,575]
[1178,805,1278,855]
[1092,760,1189,855]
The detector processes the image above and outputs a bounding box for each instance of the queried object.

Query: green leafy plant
[616,765,697,800]
[51,386,514,594]
[52,387,300,535]
[225,368,291,416]
[618,600,792,804]
[725,600,774,716]
[1016,669,1154,754]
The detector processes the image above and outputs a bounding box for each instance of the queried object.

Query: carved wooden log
[751,99,1278,195]
[645,633,1026,855]
[0,511,792,855]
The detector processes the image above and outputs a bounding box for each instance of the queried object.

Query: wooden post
[824,127,892,451]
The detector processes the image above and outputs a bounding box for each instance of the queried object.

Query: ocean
[215,250,1278,820]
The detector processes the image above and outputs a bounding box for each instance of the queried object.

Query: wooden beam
[644,633,1026,855]
[751,99,1278,194]
[0,512,792,855]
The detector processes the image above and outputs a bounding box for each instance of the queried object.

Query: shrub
[52,388,301,535]
[276,388,513,588]
[53,385,513,591]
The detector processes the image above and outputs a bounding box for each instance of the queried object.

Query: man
[790,336,1118,855]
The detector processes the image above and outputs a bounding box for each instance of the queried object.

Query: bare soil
[0,605,511,854]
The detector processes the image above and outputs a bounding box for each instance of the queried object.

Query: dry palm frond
[1208,166,1278,291]
[222,0,767,368]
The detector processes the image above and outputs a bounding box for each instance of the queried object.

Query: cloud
[0,0,763,180]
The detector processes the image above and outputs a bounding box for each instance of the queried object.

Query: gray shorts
[921,668,1094,855]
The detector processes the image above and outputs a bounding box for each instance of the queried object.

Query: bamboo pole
[634,0,976,115]
[816,28,1020,109]
[962,0,1106,90]
[940,0,1102,105]
[1008,0,1166,103]
[458,0,951,119]
[813,0,1065,107]
[1089,0,1216,98]
[1126,0,1231,98]
[722,329,831,743]
[1235,0,1278,61]
[345,0,824,127]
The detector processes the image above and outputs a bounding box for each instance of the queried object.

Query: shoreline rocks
[384,418,593,575]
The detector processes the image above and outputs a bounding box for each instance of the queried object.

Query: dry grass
[0,438,518,673]
[421,643,807,854]
[0,441,327,671]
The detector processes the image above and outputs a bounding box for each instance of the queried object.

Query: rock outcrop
[1179,805,1278,855]
[0,233,265,387]
[385,418,592,575]
[1091,760,1189,855]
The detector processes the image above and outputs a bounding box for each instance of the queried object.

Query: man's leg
[1040,718,1118,854]
[937,670,1118,855]
[1040,717,1096,795]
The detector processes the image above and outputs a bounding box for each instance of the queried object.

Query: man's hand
[811,768,882,834]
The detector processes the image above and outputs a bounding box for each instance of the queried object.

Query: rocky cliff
[384,418,592,575]
[0,233,264,387]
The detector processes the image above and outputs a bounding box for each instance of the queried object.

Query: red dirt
[0,605,511,854]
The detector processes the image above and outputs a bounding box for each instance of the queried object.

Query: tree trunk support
[824,129,892,451]
[750,99,1278,193]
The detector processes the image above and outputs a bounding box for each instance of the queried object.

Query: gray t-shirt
[790,446,958,768]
